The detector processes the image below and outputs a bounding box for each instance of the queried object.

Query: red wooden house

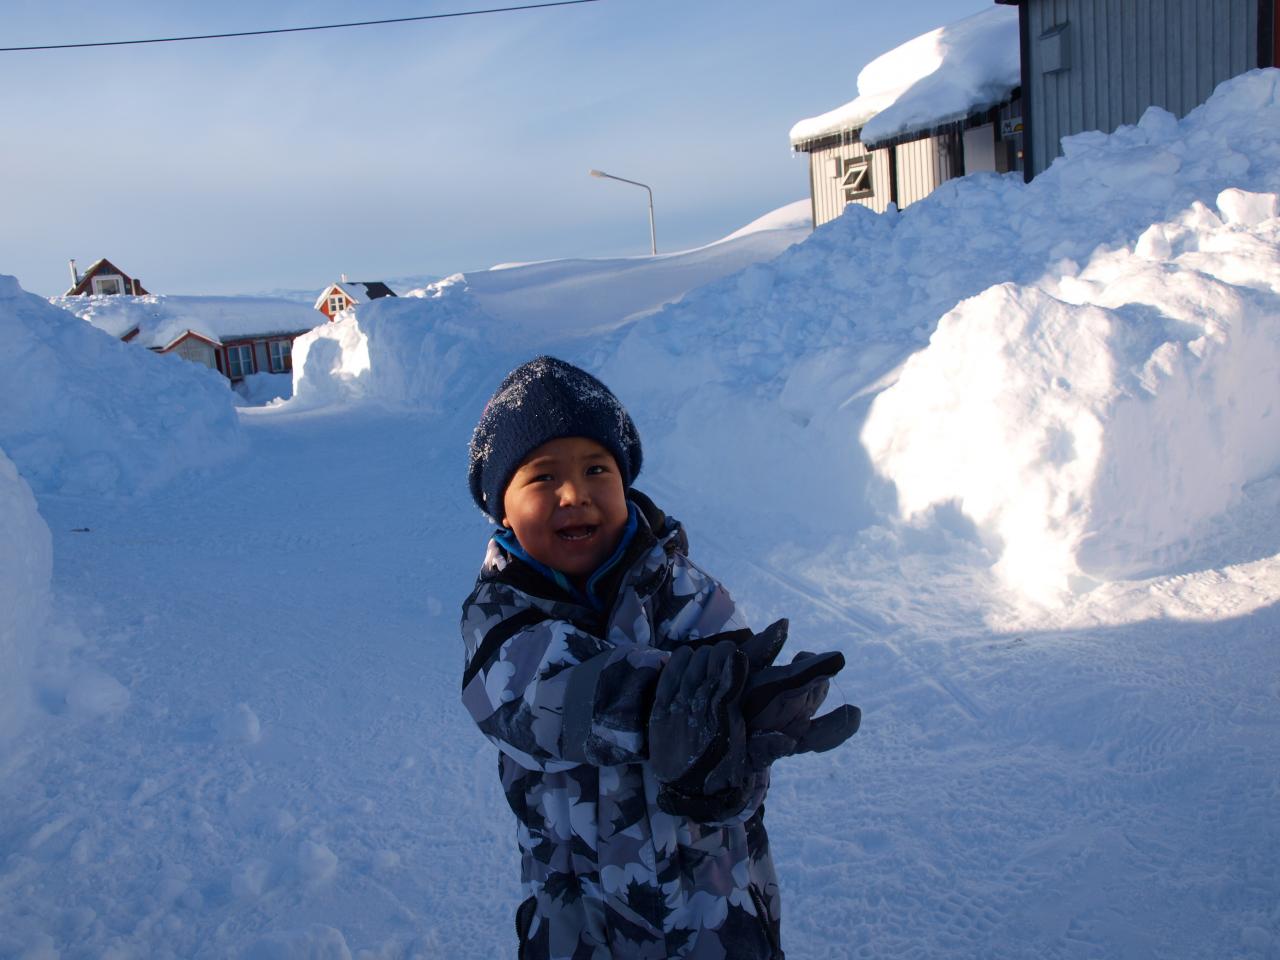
[64,258,148,297]
[314,277,397,320]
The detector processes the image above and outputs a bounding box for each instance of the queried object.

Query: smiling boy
[460,356,858,959]
[500,435,631,588]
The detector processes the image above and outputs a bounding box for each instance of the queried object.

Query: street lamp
[589,169,656,255]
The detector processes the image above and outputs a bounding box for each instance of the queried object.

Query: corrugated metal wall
[807,133,961,227]
[896,136,959,206]
[808,141,894,224]
[1026,0,1260,176]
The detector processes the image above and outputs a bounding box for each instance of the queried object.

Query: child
[461,356,859,959]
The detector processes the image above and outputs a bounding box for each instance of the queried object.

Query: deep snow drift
[299,70,1280,610]
[289,200,811,409]
[1,72,1279,960]
[0,277,244,499]
[864,189,1280,601]
[0,450,49,743]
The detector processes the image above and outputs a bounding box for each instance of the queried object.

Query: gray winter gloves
[743,641,862,768]
[648,619,861,821]
[648,641,751,820]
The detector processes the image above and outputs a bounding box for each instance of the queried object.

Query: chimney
[340,273,348,283]
[69,259,80,288]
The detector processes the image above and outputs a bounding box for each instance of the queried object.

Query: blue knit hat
[468,356,643,522]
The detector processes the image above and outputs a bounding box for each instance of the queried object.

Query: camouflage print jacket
[460,490,783,960]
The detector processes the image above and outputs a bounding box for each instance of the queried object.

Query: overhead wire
[0,0,601,53]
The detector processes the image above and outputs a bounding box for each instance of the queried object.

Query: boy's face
[502,436,629,579]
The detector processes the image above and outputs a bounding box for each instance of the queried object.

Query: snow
[54,293,320,350]
[0,277,246,498]
[789,6,1019,148]
[0,448,50,744]
[289,200,810,408]
[863,191,1280,602]
[2,69,1279,959]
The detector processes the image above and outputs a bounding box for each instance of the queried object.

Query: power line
[0,0,601,53]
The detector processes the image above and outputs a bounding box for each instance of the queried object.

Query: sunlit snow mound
[290,284,494,412]
[864,189,1280,600]
[0,448,51,743]
[1,276,245,498]
[596,70,1280,602]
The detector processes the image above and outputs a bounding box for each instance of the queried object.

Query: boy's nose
[558,481,589,506]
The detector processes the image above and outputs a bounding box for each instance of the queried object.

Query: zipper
[748,885,782,958]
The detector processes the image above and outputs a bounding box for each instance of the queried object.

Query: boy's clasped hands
[648,619,861,820]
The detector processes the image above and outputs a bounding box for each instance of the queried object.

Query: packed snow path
[3,406,1277,959]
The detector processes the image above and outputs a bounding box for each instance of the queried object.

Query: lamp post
[589,169,656,255]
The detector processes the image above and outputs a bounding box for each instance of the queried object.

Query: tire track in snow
[645,477,986,722]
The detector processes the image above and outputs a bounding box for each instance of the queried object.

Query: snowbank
[1,276,245,498]
[234,372,293,406]
[0,447,51,744]
[863,191,1280,599]
[290,290,494,412]
[789,7,1018,147]
[599,71,1280,600]
[294,72,1278,605]
[288,202,809,410]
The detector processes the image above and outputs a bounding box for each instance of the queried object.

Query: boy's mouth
[556,524,597,542]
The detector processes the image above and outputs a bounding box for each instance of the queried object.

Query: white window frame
[837,156,874,202]
[328,294,348,316]
[268,339,292,373]
[92,274,126,295]
[227,344,255,380]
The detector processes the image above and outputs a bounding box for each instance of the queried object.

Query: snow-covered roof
[789,6,1019,151]
[52,294,320,350]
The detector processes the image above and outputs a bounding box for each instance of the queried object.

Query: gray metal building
[793,104,1022,228]
[998,0,1279,178]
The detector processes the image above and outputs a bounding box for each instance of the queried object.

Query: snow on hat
[468,356,643,522]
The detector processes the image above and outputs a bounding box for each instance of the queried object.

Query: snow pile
[789,6,1018,147]
[0,448,51,744]
[863,190,1280,600]
[54,293,319,349]
[1,276,245,497]
[290,288,494,412]
[234,372,293,406]
[288,203,810,409]
[596,71,1280,602]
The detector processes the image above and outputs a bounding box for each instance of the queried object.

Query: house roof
[53,294,319,350]
[789,6,1019,152]
[313,280,397,311]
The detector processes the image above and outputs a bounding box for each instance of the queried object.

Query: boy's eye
[585,465,607,476]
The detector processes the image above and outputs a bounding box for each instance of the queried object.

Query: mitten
[647,641,749,806]
[744,650,861,769]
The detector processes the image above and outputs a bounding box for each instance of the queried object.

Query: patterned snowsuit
[461,490,783,959]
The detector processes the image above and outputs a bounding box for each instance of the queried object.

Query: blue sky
[2,0,985,297]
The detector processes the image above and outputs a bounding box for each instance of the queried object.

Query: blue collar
[495,502,640,611]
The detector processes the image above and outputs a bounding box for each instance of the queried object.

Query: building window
[227,344,255,379]
[92,274,125,295]
[269,339,292,373]
[328,295,348,316]
[836,155,874,202]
